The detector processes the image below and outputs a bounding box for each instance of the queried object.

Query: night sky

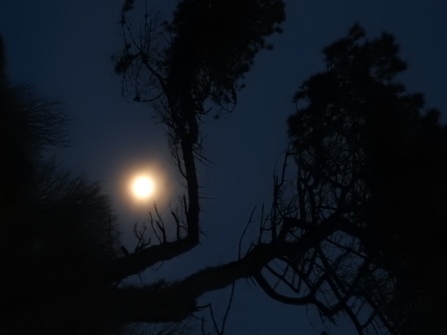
[1,0,446,334]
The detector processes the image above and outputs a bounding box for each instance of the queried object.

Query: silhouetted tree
[287,24,447,334]
[110,1,410,334]
[3,1,444,334]
[0,35,123,334]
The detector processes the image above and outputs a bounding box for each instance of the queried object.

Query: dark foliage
[162,0,285,105]
[113,0,285,117]
[0,34,122,334]
[288,24,447,334]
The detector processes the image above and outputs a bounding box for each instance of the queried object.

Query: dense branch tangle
[107,3,393,334]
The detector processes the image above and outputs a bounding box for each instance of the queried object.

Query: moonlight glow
[132,176,154,198]
[121,163,169,210]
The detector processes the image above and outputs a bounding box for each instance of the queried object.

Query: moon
[132,176,154,198]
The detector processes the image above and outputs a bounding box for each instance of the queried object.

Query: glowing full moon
[132,176,154,198]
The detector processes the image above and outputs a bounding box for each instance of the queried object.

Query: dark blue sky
[1,1,446,334]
